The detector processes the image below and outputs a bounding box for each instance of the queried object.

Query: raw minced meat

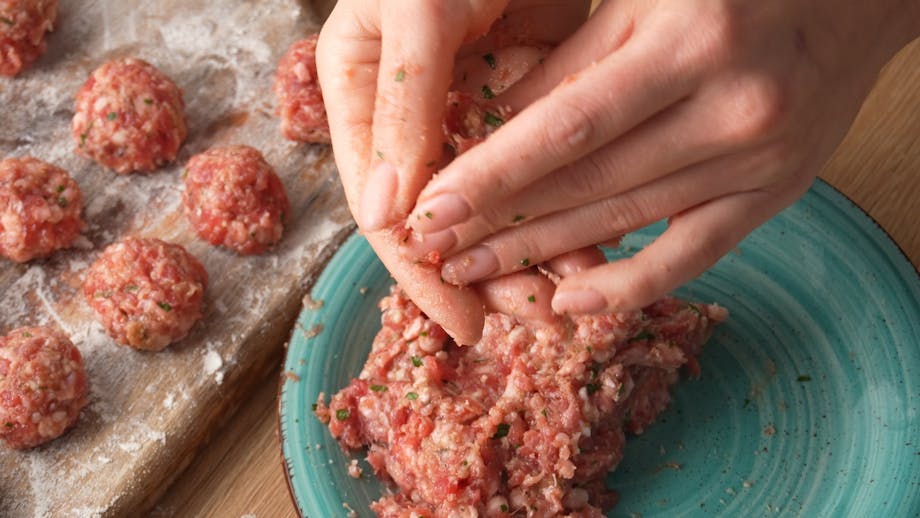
[182,145,290,255]
[273,34,330,144]
[443,90,511,156]
[0,0,57,76]
[71,58,187,174]
[316,287,727,517]
[0,326,88,449]
[83,237,207,351]
[0,156,83,263]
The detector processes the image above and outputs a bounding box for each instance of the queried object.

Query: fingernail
[441,245,499,285]
[398,229,457,261]
[359,162,398,231]
[411,193,470,233]
[552,289,607,315]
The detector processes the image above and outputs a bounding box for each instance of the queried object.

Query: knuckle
[539,97,596,161]
[722,75,790,144]
[553,157,609,206]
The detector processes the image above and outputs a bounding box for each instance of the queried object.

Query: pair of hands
[316,0,920,344]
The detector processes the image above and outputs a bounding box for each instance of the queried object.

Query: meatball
[182,145,289,255]
[83,237,207,351]
[0,0,57,77]
[71,58,187,174]
[0,156,83,263]
[273,34,330,144]
[443,90,511,156]
[0,326,88,450]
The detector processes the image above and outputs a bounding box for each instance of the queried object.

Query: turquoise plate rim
[279,178,920,517]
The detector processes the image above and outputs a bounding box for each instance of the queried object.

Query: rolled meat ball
[273,34,330,144]
[0,156,83,263]
[0,0,57,77]
[71,58,187,174]
[183,145,290,255]
[0,326,88,450]
[83,237,207,351]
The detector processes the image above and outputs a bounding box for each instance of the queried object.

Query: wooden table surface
[151,39,920,518]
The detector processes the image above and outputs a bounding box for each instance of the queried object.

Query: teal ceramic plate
[280,179,920,517]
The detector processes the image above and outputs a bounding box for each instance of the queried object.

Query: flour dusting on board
[0,1,353,516]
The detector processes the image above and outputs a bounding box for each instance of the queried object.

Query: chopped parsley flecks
[483,53,497,70]
[484,112,504,128]
[628,330,655,343]
[492,422,510,439]
[335,409,350,421]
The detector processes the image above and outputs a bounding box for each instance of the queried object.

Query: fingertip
[359,162,399,231]
[545,246,607,277]
[550,287,608,315]
[479,270,557,324]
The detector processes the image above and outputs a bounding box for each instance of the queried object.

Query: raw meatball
[182,145,289,255]
[0,0,57,76]
[71,58,187,174]
[273,34,330,144]
[0,326,88,450]
[83,237,207,351]
[0,156,83,263]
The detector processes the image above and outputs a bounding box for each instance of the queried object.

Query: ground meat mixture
[443,91,511,156]
[0,156,83,263]
[0,0,57,76]
[83,237,207,351]
[317,287,727,517]
[182,145,289,255]
[71,58,187,174]
[273,34,330,144]
[0,326,88,449]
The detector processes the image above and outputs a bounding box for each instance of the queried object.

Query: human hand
[404,0,920,315]
[316,1,591,343]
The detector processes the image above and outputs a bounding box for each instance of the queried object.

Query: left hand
[316,0,591,343]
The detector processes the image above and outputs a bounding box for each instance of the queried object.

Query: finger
[408,25,698,235]
[551,178,813,314]
[401,94,740,259]
[366,230,485,345]
[315,2,381,212]
[360,1,508,231]
[437,146,785,285]
[496,0,636,112]
[544,246,606,277]
[477,269,557,324]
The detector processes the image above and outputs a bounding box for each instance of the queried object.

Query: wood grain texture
[0,1,351,516]
[154,36,920,518]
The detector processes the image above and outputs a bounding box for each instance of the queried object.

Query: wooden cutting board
[0,1,351,515]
